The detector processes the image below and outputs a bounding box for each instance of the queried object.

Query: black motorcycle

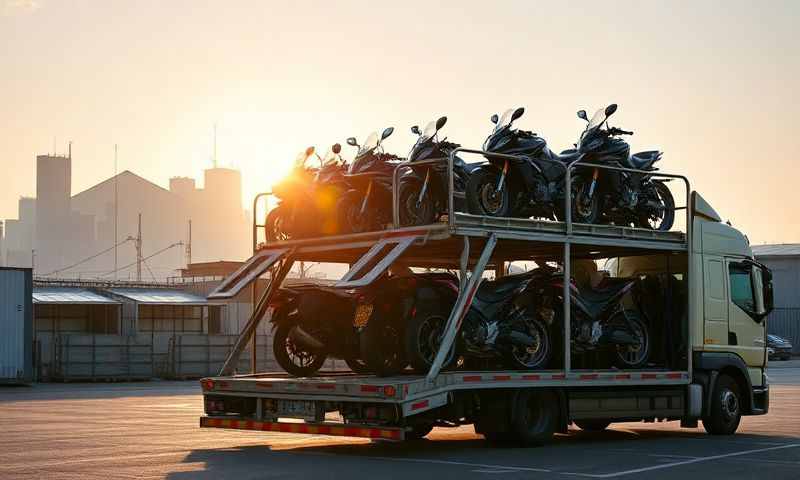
[570,104,675,231]
[339,128,404,233]
[266,144,349,241]
[466,107,578,220]
[529,264,651,368]
[405,269,553,374]
[398,116,475,226]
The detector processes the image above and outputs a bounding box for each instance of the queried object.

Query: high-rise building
[35,154,72,274]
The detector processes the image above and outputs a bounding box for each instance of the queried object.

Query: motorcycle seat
[475,272,533,303]
[578,277,634,306]
[544,148,581,164]
[625,151,661,170]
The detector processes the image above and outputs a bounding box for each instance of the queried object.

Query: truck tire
[702,374,742,435]
[273,323,327,377]
[511,389,558,446]
[575,420,612,432]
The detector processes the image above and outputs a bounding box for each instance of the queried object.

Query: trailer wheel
[405,422,434,440]
[273,324,327,377]
[511,389,558,446]
[702,374,742,435]
[575,420,612,431]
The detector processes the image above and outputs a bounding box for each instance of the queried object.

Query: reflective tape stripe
[411,400,429,411]
[200,417,403,440]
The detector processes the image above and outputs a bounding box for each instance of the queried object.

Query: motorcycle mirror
[577,110,588,121]
[605,104,618,117]
[435,116,447,131]
[381,127,394,140]
[411,125,421,135]
[511,107,525,121]
[332,143,341,154]
[490,114,499,124]
[304,146,315,158]
[346,137,359,147]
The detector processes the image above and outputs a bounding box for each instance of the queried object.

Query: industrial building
[753,244,800,355]
[1,149,251,280]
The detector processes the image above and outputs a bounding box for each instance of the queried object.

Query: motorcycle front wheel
[265,206,292,242]
[404,304,455,374]
[609,311,650,369]
[639,181,675,231]
[466,168,511,217]
[399,179,437,227]
[337,190,371,234]
[571,175,601,225]
[273,323,327,377]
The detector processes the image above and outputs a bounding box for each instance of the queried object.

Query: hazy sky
[2,0,798,243]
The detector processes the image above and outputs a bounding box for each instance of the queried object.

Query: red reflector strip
[200,417,402,440]
[493,375,511,381]
[615,373,632,380]
[463,375,482,382]
[551,374,566,380]
[360,385,380,393]
[579,374,598,380]
[666,373,683,379]
[411,400,429,411]
[522,374,540,381]
[641,373,658,380]
[316,384,335,390]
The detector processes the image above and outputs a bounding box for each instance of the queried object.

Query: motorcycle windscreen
[334,235,421,288]
[208,248,290,300]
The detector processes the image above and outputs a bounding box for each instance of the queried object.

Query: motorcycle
[466,107,578,220]
[266,144,349,241]
[339,128,404,233]
[398,116,475,226]
[529,263,651,368]
[570,104,675,230]
[404,269,553,374]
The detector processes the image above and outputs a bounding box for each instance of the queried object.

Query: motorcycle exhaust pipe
[288,326,326,351]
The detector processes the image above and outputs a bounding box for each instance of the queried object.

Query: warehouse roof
[107,288,210,305]
[752,244,800,258]
[32,287,120,305]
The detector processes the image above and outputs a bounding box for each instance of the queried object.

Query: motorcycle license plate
[277,399,316,420]
[353,304,374,328]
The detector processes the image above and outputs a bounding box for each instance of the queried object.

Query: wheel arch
[693,352,754,415]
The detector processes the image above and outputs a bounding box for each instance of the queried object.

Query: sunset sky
[2,0,798,243]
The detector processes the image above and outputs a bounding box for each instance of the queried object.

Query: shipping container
[0,267,33,383]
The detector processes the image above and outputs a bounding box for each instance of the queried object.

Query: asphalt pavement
[0,361,797,479]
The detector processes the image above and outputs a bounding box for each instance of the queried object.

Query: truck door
[725,259,766,368]
[702,255,729,348]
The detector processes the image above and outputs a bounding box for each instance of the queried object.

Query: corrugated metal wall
[767,308,800,354]
[0,268,32,382]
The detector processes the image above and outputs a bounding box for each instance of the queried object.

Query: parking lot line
[566,443,800,478]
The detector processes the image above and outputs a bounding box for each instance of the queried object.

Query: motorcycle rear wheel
[405,304,455,374]
[359,318,407,377]
[505,316,552,370]
[639,181,675,231]
[337,191,371,234]
[466,169,511,217]
[273,323,327,377]
[610,311,650,369]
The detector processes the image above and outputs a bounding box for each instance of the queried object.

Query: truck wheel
[273,323,327,377]
[405,422,434,440]
[575,420,612,431]
[702,374,742,435]
[511,389,558,446]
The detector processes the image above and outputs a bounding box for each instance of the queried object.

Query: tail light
[383,386,397,397]
[201,379,215,391]
[205,399,225,413]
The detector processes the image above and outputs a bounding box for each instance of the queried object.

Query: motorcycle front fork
[416,169,431,207]
[586,168,600,199]
[360,180,373,215]
[495,160,509,193]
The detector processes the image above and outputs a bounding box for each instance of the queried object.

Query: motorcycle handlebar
[610,127,634,136]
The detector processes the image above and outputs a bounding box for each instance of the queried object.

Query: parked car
[768,334,793,361]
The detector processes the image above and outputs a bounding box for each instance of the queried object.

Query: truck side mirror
[750,263,774,321]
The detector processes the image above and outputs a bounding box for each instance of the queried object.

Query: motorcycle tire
[273,323,327,377]
[571,175,601,225]
[405,303,455,374]
[504,316,552,370]
[466,168,511,217]
[399,179,437,227]
[265,206,292,242]
[337,190,376,234]
[638,181,675,231]
[359,314,407,377]
[610,310,651,369]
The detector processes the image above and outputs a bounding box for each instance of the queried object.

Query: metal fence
[767,308,800,354]
[53,335,155,381]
